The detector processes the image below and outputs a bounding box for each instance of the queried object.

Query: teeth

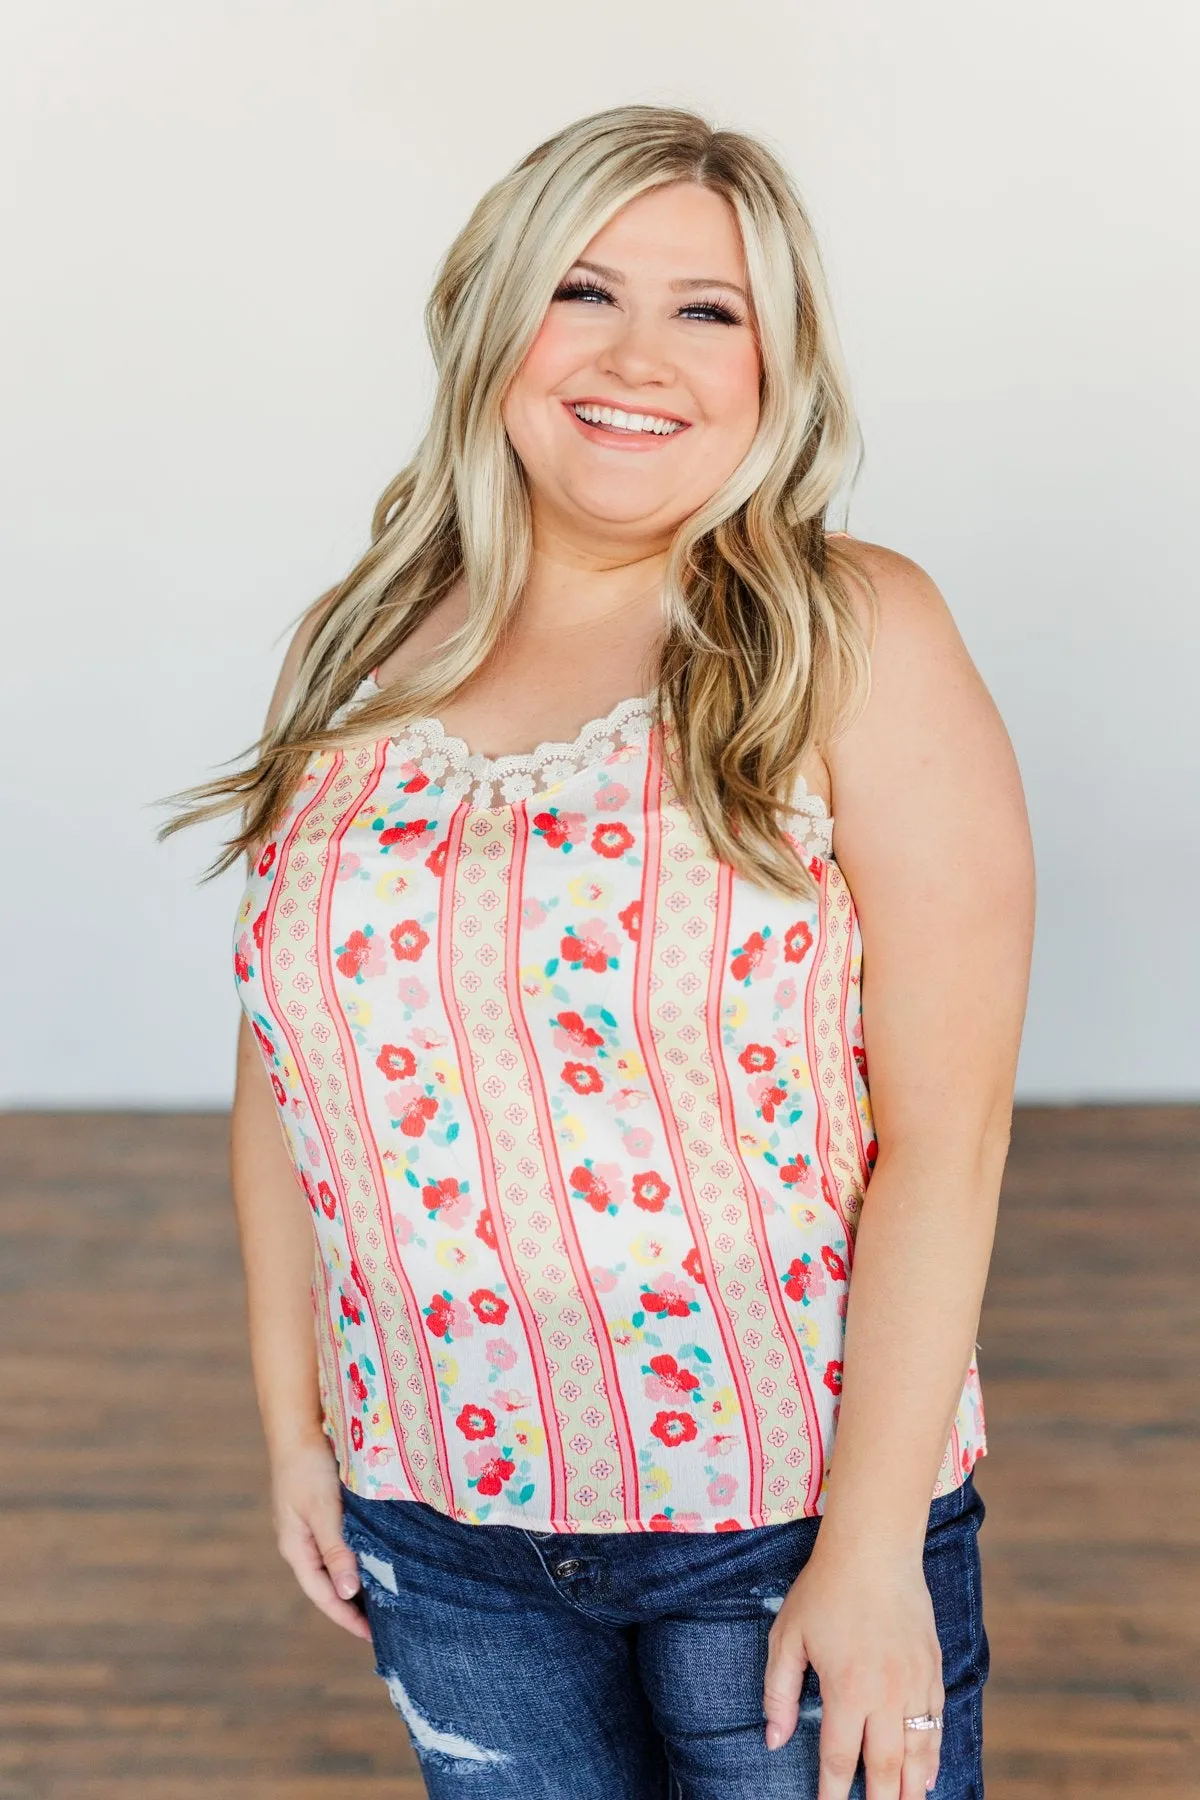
[571,402,684,436]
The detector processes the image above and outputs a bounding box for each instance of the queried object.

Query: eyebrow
[571,258,749,303]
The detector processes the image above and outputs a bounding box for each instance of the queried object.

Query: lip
[561,397,692,451]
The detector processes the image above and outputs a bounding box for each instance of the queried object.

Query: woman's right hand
[270,1434,374,1640]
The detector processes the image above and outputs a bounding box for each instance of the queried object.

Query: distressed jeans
[339,1472,988,1799]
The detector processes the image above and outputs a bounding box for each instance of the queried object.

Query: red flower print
[395,1090,439,1137]
[553,1010,605,1054]
[349,1417,364,1450]
[317,1181,337,1219]
[821,1245,848,1282]
[533,809,572,850]
[423,1177,466,1216]
[562,1061,604,1096]
[682,1247,706,1285]
[349,1363,368,1404]
[376,1043,418,1081]
[730,929,775,983]
[425,1294,454,1340]
[632,1171,670,1213]
[251,1021,274,1060]
[782,1257,813,1301]
[378,818,431,853]
[560,922,617,974]
[642,1283,695,1320]
[759,1084,787,1123]
[390,920,430,961]
[301,1172,318,1214]
[456,1404,497,1441]
[645,1353,700,1397]
[426,838,449,878]
[340,1290,363,1326]
[648,1513,680,1532]
[779,1157,810,1186]
[591,820,634,859]
[570,1164,614,1213]
[473,1455,516,1497]
[714,1519,742,1532]
[336,929,377,980]
[350,1258,366,1292]
[256,841,276,877]
[270,1074,286,1107]
[738,1043,777,1074]
[784,920,814,963]
[823,1361,844,1396]
[469,1288,509,1326]
[619,899,641,942]
[853,1045,869,1082]
[252,909,267,949]
[865,1136,878,1169]
[234,947,252,984]
[650,1410,699,1449]
[475,1207,497,1250]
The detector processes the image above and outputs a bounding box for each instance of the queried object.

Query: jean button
[554,1558,584,1579]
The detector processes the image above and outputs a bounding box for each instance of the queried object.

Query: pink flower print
[455,1404,497,1441]
[335,925,387,982]
[643,1354,701,1402]
[378,817,434,858]
[422,1176,472,1229]
[781,1255,826,1303]
[618,898,641,941]
[411,1026,446,1051]
[621,1123,654,1153]
[592,820,634,859]
[641,1275,698,1319]
[339,1286,363,1326]
[392,1210,414,1246]
[779,1154,819,1197]
[377,1043,418,1081]
[397,976,430,1010]
[632,1170,671,1213]
[706,1472,739,1507]
[703,1432,738,1458]
[588,1265,619,1295]
[491,1387,533,1413]
[233,934,254,984]
[560,918,620,975]
[552,1010,606,1055]
[562,1061,604,1096]
[775,978,797,1009]
[390,919,430,961]
[570,1163,623,1214]
[730,929,778,984]
[336,849,361,880]
[594,780,630,809]
[532,808,587,851]
[424,1292,474,1341]
[837,1290,849,1320]
[752,1079,788,1123]
[738,1042,777,1074]
[465,1450,517,1496]
[522,896,549,928]
[386,1083,439,1138]
[784,920,814,963]
[486,1338,519,1371]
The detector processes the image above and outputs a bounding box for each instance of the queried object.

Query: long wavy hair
[160,104,876,903]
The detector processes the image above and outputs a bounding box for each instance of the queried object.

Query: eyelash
[552,276,744,327]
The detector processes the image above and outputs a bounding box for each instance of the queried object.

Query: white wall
[2,0,1196,1106]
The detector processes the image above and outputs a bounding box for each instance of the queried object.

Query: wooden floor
[1,1106,1196,1799]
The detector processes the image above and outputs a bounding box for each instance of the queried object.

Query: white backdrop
[2,0,1196,1106]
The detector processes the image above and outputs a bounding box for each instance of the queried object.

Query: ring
[903,1712,944,1731]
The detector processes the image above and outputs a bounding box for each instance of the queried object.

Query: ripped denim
[339,1473,988,1799]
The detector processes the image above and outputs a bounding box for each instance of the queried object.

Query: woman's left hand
[762,1539,944,1800]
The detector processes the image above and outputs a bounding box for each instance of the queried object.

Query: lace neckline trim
[332,674,833,849]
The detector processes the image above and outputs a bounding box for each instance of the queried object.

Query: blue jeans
[339,1473,989,1799]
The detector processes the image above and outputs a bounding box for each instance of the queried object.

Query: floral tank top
[232,673,986,1533]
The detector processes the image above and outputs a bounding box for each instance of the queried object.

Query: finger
[816,1697,867,1800]
[861,1710,905,1800]
[762,1624,808,1750]
[279,1520,373,1641]
[898,1704,943,1799]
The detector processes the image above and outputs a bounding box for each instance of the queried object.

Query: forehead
[576,183,747,282]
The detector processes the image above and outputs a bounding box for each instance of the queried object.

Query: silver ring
[903,1712,944,1731]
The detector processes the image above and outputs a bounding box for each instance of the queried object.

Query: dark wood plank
[0,1105,1196,1797]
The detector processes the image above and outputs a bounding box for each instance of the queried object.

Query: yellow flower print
[367,1404,393,1438]
[433,1351,458,1387]
[376,869,413,904]
[735,1128,770,1161]
[518,966,553,1004]
[797,1317,820,1351]
[642,1465,672,1500]
[609,1318,646,1352]
[629,1231,668,1268]
[708,1386,741,1425]
[567,873,613,909]
[790,1201,820,1230]
[342,996,373,1033]
[556,1113,586,1151]
[379,1146,411,1180]
[429,1056,462,1097]
[722,994,748,1032]
[238,892,253,924]
[511,1418,546,1457]
[435,1238,476,1274]
[612,1047,646,1080]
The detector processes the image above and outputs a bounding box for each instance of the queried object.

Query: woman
[165,105,1033,1800]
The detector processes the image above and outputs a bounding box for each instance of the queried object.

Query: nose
[595,307,676,392]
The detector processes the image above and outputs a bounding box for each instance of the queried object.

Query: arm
[763,543,1035,1798]
[229,593,371,1639]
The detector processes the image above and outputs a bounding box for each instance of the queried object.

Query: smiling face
[501,181,762,554]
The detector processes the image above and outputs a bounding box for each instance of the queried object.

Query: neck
[516,512,670,637]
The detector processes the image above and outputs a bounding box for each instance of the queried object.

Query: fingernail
[765,1724,784,1751]
[336,1575,359,1599]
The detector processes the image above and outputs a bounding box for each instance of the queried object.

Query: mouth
[564,398,690,441]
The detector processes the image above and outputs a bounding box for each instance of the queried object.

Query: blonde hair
[160,103,875,902]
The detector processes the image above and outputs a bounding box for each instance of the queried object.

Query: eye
[552,277,616,306]
[678,298,744,327]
